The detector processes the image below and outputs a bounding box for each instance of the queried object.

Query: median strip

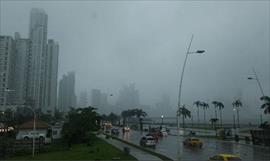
[104,133,173,161]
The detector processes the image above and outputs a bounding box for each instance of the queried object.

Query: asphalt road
[116,129,270,161]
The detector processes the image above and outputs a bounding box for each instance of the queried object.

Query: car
[140,136,156,148]
[123,127,130,132]
[111,128,119,135]
[161,130,168,137]
[188,131,196,136]
[146,133,159,141]
[21,131,46,141]
[183,137,203,148]
[209,154,242,161]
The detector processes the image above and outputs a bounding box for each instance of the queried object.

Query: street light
[248,67,265,124]
[161,115,164,127]
[177,35,205,139]
[22,106,36,157]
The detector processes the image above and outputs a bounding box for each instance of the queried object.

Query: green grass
[9,138,136,160]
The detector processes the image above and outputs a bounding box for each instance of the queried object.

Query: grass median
[8,137,136,160]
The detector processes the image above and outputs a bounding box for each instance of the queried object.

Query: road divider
[103,133,173,161]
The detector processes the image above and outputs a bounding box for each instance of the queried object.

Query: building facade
[0,36,15,110]
[28,8,48,109]
[44,39,59,112]
[58,72,76,112]
[13,32,31,105]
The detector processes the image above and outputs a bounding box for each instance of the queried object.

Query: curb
[104,133,173,161]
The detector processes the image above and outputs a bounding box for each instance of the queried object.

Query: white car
[161,130,168,137]
[21,131,46,141]
[140,136,156,147]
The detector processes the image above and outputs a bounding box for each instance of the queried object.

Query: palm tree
[177,105,191,129]
[133,109,147,131]
[260,96,270,114]
[200,101,209,127]
[212,101,218,121]
[121,110,130,127]
[217,102,224,127]
[209,118,219,136]
[193,101,201,127]
[232,99,242,128]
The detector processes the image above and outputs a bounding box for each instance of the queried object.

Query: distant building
[44,39,59,112]
[28,8,48,109]
[90,89,108,114]
[58,72,76,112]
[13,32,31,105]
[116,83,140,110]
[0,35,15,110]
[91,89,102,107]
[78,91,88,107]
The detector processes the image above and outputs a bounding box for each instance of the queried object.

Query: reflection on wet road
[118,129,270,161]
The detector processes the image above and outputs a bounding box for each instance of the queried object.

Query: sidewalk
[98,134,162,161]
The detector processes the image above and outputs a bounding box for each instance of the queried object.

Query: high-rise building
[0,35,15,110]
[78,91,88,107]
[13,32,31,105]
[1,9,59,112]
[58,72,76,112]
[91,89,101,108]
[28,8,48,109]
[44,39,59,112]
[90,89,108,113]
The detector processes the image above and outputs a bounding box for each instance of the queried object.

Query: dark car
[111,128,119,135]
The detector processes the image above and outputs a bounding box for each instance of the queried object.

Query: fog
[1,1,269,122]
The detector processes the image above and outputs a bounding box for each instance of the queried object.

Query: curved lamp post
[176,35,205,161]
[248,67,265,124]
[177,35,205,139]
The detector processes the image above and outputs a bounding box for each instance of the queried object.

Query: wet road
[117,129,270,161]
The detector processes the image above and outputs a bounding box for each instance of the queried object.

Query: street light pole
[23,106,36,157]
[177,35,193,139]
[252,67,265,96]
[161,115,164,127]
[177,35,205,138]
[248,67,265,125]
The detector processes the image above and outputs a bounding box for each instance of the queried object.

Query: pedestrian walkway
[98,134,162,161]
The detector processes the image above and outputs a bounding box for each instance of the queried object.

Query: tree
[133,109,147,131]
[199,101,209,127]
[260,96,270,114]
[193,101,201,127]
[107,112,120,125]
[62,106,100,147]
[212,101,219,121]
[217,102,224,127]
[232,99,242,128]
[209,118,219,136]
[177,105,191,129]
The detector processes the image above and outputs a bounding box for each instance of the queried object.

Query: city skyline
[0,8,59,112]
[1,2,269,119]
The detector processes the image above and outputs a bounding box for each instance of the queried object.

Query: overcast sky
[1,0,269,120]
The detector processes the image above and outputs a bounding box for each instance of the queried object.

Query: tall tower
[13,32,31,105]
[0,36,15,110]
[44,39,59,112]
[58,72,76,112]
[28,8,48,109]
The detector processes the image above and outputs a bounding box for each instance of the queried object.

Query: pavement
[114,128,270,161]
[98,134,162,161]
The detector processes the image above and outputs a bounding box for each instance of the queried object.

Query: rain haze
[1,0,269,123]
